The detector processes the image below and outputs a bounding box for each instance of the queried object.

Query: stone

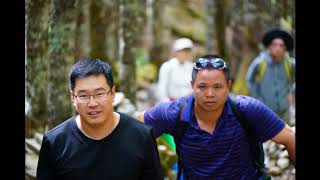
[26,138,41,154]
[277,157,290,170]
[34,132,44,144]
[279,150,289,158]
[25,152,39,178]
[269,166,282,176]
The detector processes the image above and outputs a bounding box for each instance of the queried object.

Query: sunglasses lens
[213,59,225,68]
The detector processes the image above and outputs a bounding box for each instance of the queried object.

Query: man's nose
[88,95,98,106]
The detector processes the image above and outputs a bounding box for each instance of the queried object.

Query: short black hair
[68,58,114,91]
[191,54,230,82]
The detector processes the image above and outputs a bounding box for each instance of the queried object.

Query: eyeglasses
[193,58,227,70]
[73,88,112,104]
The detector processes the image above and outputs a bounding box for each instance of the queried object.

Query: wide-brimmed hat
[262,28,294,51]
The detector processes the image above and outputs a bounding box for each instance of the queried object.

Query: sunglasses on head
[193,57,227,70]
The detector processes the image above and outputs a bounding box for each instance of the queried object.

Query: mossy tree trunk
[117,0,145,104]
[149,0,168,69]
[46,0,78,130]
[74,0,90,61]
[25,0,50,136]
[213,0,229,60]
[89,0,115,65]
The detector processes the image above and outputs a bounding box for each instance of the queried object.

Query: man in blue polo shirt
[138,54,295,179]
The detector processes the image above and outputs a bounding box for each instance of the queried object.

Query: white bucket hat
[173,38,193,52]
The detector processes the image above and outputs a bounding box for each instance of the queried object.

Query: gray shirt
[246,50,295,112]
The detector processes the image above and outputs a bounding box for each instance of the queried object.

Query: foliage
[156,138,178,180]
[136,49,158,89]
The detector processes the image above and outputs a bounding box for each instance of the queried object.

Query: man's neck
[194,103,224,134]
[76,112,120,140]
[270,54,285,62]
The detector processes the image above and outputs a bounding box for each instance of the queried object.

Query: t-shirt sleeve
[36,135,56,180]
[140,128,164,180]
[237,96,286,143]
[144,100,180,138]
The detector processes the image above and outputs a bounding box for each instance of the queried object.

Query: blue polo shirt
[144,95,285,180]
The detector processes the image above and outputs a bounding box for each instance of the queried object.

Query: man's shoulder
[119,112,152,134]
[44,116,76,140]
[231,95,262,109]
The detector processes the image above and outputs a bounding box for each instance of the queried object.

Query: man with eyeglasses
[246,28,295,125]
[137,54,295,179]
[37,59,163,180]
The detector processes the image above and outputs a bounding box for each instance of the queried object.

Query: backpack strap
[284,56,293,82]
[256,59,267,83]
[228,94,270,179]
[173,96,188,180]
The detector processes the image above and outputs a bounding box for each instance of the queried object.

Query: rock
[277,157,290,170]
[26,138,41,154]
[279,150,289,158]
[268,159,276,167]
[116,98,136,116]
[268,141,277,155]
[34,132,44,144]
[269,166,282,176]
[278,144,286,150]
[25,152,39,178]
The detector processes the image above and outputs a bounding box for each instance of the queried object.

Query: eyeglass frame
[193,57,228,70]
[72,88,112,104]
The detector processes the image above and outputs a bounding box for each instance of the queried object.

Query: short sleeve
[144,100,180,138]
[237,96,286,142]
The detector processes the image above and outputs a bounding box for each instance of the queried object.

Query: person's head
[191,54,232,112]
[172,38,194,63]
[69,58,115,126]
[262,28,294,61]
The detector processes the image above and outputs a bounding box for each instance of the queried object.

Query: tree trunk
[46,0,78,130]
[205,0,214,54]
[74,0,90,61]
[89,0,109,64]
[117,0,145,104]
[213,0,229,60]
[25,0,50,136]
[149,0,169,69]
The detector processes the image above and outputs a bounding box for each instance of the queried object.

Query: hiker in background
[137,54,295,179]
[246,28,295,125]
[37,59,163,180]
[157,37,194,103]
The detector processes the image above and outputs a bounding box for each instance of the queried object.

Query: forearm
[285,133,296,166]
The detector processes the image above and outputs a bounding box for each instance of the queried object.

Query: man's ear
[190,80,194,87]
[111,86,116,100]
[70,91,76,106]
[227,80,232,90]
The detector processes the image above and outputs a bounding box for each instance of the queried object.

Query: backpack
[256,56,293,83]
[172,94,271,180]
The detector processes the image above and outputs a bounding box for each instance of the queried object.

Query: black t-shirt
[36,112,163,180]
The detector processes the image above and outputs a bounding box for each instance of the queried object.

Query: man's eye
[96,93,105,97]
[79,95,88,99]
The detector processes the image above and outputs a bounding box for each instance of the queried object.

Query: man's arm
[271,124,296,166]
